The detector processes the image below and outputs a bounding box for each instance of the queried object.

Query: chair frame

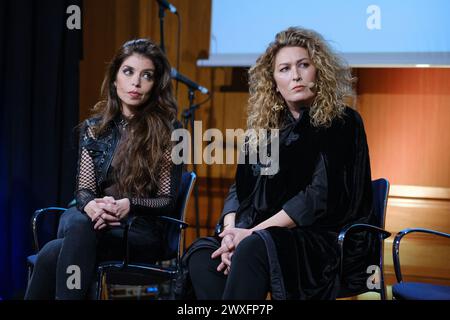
[27,171,196,300]
[337,178,392,300]
[392,228,450,283]
[28,207,66,282]
[31,207,66,252]
[96,171,196,299]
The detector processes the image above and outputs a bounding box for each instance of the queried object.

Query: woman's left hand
[112,198,130,220]
[211,227,253,259]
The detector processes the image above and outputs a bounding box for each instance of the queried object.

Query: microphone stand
[158,3,166,52]
[182,89,201,238]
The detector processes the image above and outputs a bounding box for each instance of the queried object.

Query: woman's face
[273,46,317,110]
[115,53,155,112]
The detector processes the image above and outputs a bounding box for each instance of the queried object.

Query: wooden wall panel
[357,68,450,188]
[383,185,450,286]
[79,0,118,122]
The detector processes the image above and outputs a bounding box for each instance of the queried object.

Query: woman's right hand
[84,200,120,230]
[216,233,235,275]
[215,212,237,275]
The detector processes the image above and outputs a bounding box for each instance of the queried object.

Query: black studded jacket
[75,115,182,216]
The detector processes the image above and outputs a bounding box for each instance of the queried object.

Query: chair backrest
[372,178,390,296]
[371,178,390,229]
[32,207,66,252]
[362,178,390,297]
[337,178,390,299]
[161,171,196,261]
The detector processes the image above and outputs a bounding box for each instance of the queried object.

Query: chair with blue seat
[27,207,67,280]
[336,178,392,300]
[392,228,450,300]
[95,171,196,299]
[27,171,196,299]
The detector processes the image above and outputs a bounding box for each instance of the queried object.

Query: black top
[222,158,327,227]
[75,116,182,217]
[221,108,328,228]
[215,106,375,299]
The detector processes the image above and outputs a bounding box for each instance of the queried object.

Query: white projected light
[198,0,450,68]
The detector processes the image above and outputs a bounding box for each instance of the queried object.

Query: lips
[128,91,142,98]
[291,85,305,91]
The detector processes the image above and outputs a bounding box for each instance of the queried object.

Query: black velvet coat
[179,106,376,300]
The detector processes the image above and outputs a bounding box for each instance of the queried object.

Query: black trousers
[24,207,163,300]
[188,233,270,300]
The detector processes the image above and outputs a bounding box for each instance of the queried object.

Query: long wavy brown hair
[246,27,355,149]
[90,39,177,197]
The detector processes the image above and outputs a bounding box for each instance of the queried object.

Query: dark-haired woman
[25,39,182,299]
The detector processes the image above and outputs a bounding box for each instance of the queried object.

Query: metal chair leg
[96,268,104,300]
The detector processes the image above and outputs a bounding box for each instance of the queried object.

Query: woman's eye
[142,73,154,80]
[279,67,289,72]
[123,68,133,76]
[299,63,309,68]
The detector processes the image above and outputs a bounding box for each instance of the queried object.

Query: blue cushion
[393,282,450,300]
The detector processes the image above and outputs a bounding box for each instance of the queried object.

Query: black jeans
[188,233,270,300]
[24,207,163,300]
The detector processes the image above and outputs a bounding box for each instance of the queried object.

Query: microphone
[157,0,177,14]
[171,68,209,95]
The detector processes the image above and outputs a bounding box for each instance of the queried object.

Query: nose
[292,67,302,82]
[132,74,141,88]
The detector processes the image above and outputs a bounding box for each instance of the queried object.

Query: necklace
[119,118,128,129]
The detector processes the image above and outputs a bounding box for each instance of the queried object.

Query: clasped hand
[85,196,130,230]
[211,227,252,275]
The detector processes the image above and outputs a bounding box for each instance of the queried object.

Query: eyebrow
[122,65,155,72]
[277,58,309,67]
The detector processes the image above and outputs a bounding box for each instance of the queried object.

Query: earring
[272,103,285,112]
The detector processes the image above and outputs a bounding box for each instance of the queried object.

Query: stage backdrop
[0,0,82,299]
[200,0,450,67]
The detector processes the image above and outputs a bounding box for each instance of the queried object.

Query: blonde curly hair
[245,27,355,149]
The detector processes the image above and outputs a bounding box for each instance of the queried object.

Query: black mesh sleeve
[75,123,98,212]
[129,146,182,216]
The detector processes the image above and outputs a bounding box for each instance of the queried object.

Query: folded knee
[34,240,63,269]
[62,208,94,234]
[232,234,266,264]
